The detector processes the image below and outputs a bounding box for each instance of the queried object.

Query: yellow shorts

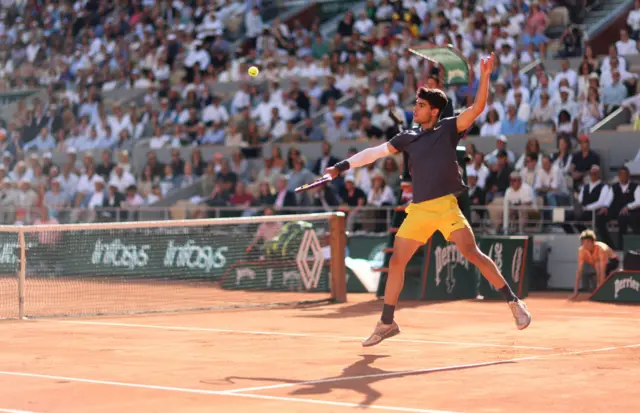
[396,194,470,244]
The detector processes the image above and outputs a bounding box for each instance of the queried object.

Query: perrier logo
[435,244,469,294]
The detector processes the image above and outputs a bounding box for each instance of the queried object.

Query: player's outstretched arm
[325,142,397,178]
[456,53,495,133]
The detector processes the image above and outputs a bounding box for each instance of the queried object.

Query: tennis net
[0,212,346,319]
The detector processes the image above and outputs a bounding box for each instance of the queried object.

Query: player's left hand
[480,53,495,77]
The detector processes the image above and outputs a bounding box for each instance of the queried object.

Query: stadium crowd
[0,0,638,243]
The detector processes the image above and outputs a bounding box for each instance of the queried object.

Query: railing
[0,204,608,236]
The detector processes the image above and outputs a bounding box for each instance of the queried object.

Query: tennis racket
[295,174,333,193]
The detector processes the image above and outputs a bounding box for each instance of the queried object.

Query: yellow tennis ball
[248,66,259,77]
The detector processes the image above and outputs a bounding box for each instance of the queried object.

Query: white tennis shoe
[509,299,532,330]
[362,320,401,347]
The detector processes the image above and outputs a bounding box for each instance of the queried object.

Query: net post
[329,212,347,303]
[18,229,26,320]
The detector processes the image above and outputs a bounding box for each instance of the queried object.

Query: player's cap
[497,135,508,143]
[509,171,521,179]
[590,165,601,172]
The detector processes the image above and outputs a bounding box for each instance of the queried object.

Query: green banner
[421,232,477,300]
[623,235,640,252]
[409,45,469,86]
[9,228,334,294]
[477,236,532,300]
[591,271,640,302]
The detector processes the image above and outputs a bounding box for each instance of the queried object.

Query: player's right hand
[325,166,339,179]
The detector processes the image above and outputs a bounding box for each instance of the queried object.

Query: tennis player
[325,53,532,347]
[571,229,620,299]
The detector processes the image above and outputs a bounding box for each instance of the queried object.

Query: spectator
[273,176,297,212]
[629,0,640,40]
[466,152,490,190]
[519,153,540,189]
[480,109,502,136]
[485,135,516,167]
[339,175,367,221]
[24,127,56,151]
[554,109,577,139]
[501,104,527,134]
[571,135,601,189]
[515,139,543,171]
[498,172,536,233]
[217,159,238,192]
[616,29,638,56]
[312,142,340,175]
[553,60,579,90]
[602,71,628,115]
[599,167,640,248]
[102,184,125,221]
[44,179,71,220]
[229,181,255,215]
[552,136,574,176]
[287,158,315,192]
[467,170,487,223]
[486,149,515,204]
[530,91,555,131]
[565,165,611,238]
[257,181,276,206]
[159,165,178,196]
[245,207,282,253]
[301,118,324,141]
[536,155,571,207]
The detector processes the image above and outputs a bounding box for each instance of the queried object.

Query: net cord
[0,212,344,233]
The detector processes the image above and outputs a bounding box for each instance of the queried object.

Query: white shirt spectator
[504,182,535,207]
[109,171,136,193]
[579,180,611,211]
[368,185,395,206]
[202,103,230,124]
[536,165,569,194]
[87,190,105,209]
[354,17,375,36]
[480,121,502,137]
[245,11,263,38]
[77,173,102,195]
[466,163,490,189]
[377,92,399,107]
[553,69,578,90]
[108,115,132,139]
[58,173,79,197]
[616,38,638,56]
[149,134,170,149]
[231,89,251,112]
[628,8,640,32]
[600,68,635,88]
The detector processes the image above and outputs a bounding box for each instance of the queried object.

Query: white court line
[0,409,41,413]
[40,320,553,351]
[221,343,640,394]
[0,370,459,413]
[0,344,637,413]
[409,308,640,321]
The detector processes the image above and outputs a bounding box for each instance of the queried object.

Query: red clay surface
[0,292,639,413]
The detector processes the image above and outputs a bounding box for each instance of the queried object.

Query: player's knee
[389,251,410,270]
[457,242,482,262]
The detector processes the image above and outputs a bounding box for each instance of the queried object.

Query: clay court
[0,292,638,413]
